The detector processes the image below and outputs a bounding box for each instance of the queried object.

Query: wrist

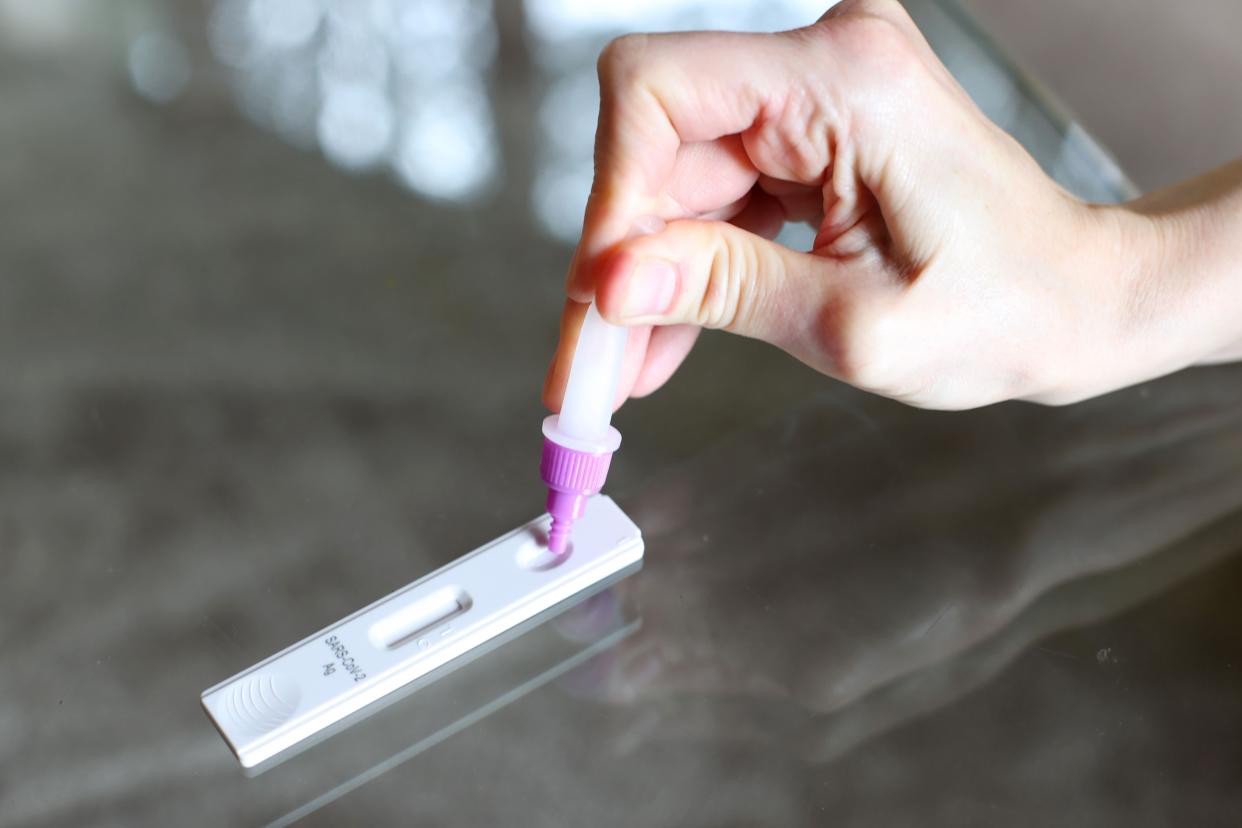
[1038,190,1240,404]
[1122,179,1242,366]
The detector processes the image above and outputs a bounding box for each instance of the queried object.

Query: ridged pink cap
[540,438,613,494]
[539,419,619,554]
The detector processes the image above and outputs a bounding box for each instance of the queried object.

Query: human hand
[544,0,1186,411]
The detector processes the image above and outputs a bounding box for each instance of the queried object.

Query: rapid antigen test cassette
[202,496,643,768]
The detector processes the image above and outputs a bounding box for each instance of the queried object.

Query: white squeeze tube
[539,302,627,553]
[559,302,627,442]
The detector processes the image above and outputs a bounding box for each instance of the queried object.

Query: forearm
[1058,159,1242,402]
[1138,158,1242,364]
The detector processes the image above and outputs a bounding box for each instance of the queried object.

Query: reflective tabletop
[3,1,1239,826]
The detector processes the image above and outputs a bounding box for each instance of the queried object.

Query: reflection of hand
[586,379,1242,757]
[546,0,1242,411]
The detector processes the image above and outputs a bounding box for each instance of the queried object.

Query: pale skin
[542,0,1242,413]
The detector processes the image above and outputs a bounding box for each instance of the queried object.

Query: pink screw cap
[540,414,621,554]
[540,301,627,553]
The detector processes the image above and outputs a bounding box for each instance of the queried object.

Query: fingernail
[621,258,677,319]
[627,215,666,239]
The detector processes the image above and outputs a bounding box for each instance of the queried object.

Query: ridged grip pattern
[223,672,301,736]
[540,438,613,494]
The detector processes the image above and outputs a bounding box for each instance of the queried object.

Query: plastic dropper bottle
[540,301,627,554]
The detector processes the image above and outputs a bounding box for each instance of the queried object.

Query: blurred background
[3,2,1242,826]
[965,0,1242,192]
[3,0,1239,201]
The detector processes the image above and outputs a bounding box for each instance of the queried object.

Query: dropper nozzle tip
[547,517,571,554]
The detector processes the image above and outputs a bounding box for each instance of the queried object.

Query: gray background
[1,1,1240,826]
[967,0,1242,190]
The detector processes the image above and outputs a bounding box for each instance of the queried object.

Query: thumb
[595,218,838,351]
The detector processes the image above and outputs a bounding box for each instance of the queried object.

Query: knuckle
[846,15,911,63]
[823,0,907,27]
[848,0,907,19]
[813,302,899,392]
[597,33,649,87]
[693,229,788,335]
[697,232,747,330]
[826,8,917,75]
[771,99,835,182]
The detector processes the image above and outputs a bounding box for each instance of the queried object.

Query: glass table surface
[1,1,1238,826]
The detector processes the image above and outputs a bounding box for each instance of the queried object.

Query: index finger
[568,28,815,300]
